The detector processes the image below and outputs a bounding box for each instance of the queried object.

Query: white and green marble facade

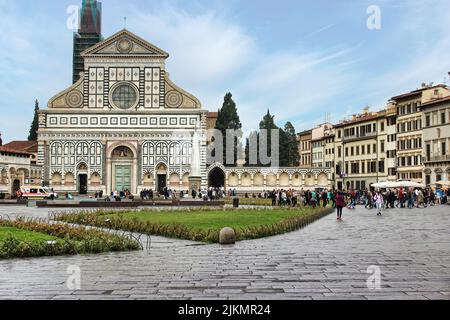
[38,29,208,195]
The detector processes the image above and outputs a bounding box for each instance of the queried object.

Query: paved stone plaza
[0,205,449,300]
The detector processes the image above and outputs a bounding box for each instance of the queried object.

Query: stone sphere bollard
[219,227,236,245]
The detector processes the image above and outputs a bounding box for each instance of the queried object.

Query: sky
[1,0,450,142]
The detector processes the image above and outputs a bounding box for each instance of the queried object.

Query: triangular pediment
[81,29,169,58]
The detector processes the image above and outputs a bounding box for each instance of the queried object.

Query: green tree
[214,93,242,166]
[28,99,39,141]
[244,112,300,167]
[282,122,300,167]
[244,130,258,166]
[258,110,279,166]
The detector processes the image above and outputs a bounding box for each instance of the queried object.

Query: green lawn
[108,209,307,232]
[0,227,58,243]
[55,207,333,243]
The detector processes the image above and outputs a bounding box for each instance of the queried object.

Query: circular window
[111,83,138,109]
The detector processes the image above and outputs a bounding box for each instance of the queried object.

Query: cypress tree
[214,93,242,166]
[283,122,300,167]
[258,110,279,166]
[28,99,39,141]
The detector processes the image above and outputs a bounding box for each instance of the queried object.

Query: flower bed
[0,217,141,259]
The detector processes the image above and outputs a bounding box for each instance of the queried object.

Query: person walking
[417,189,426,208]
[347,191,355,209]
[335,191,345,220]
[365,191,373,209]
[374,190,384,216]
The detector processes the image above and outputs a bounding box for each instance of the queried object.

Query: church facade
[38,29,208,195]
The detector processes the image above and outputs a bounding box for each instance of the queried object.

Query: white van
[20,186,58,200]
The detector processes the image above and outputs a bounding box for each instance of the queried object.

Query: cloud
[235,47,357,131]
[2,0,450,142]
[355,0,450,103]
[129,7,255,88]
[0,1,73,141]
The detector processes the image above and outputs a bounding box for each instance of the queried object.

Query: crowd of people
[239,187,449,217]
[138,186,228,201]
[61,184,450,212]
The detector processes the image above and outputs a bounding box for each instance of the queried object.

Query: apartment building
[385,103,398,181]
[389,84,450,183]
[297,130,312,167]
[334,108,388,191]
[311,123,333,168]
[324,132,336,181]
[420,96,450,185]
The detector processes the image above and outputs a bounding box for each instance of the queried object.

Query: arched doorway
[111,146,134,193]
[155,163,168,193]
[317,172,328,186]
[304,173,314,188]
[208,167,225,188]
[12,179,20,197]
[77,163,88,194]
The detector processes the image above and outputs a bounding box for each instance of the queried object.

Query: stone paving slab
[0,205,449,300]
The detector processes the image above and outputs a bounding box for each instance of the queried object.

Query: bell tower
[72,0,103,84]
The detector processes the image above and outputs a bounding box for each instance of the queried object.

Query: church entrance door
[110,146,135,195]
[157,174,167,193]
[115,165,132,192]
[78,174,88,195]
[208,167,225,188]
[12,179,21,197]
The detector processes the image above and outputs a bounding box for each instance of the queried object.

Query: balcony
[342,131,377,142]
[423,155,450,163]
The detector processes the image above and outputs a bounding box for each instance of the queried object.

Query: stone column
[133,156,138,195]
[106,156,112,195]
[6,169,11,197]
[189,128,202,191]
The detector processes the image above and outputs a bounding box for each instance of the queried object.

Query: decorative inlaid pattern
[166,90,183,108]
[141,140,193,178]
[49,141,103,179]
[66,90,83,108]
[117,38,133,54]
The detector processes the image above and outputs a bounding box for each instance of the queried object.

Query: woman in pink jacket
[374,191,384,216]
[335,192,345,220]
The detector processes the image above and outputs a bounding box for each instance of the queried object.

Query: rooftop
[334,112,382,128]
[297,129,312,136]
[390,84,447,101]
[0,145,32,156]
[2,141,38,153]
[420,95,450,108]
